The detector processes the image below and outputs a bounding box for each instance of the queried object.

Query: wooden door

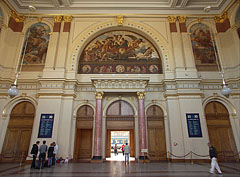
[1,102,35,162]
[130,129,135,157]
[147,105,166,161]
[75,129,92,160]
[106,130,111,157]
[205,101,238,162]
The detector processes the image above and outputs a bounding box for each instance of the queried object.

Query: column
[92,92,104,160]
[137,92,148,160]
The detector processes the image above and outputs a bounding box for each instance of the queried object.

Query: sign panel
[38,114,54,138]
[186,113,202,138]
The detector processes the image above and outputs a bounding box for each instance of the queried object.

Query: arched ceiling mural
[78,31,162,74]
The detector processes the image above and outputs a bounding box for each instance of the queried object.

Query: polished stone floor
[0,161,240,177]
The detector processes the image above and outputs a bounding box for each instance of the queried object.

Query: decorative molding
[177,16,186,23]
[214,12,228,23]
[10,10,25,22]
[168,16,177,23]
[117,16,124,25]
[107,117,134,121]
[137,92,146,99]
[54,16,63,22]
[64,16,72,22]
[95,92,104,99]
[91,78,149,92]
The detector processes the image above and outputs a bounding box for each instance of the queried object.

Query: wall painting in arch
[190,23,219,71]
[21,23,50,71]
[235,6,240,38]
[78,31,162,74]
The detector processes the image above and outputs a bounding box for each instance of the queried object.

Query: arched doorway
[147,105,167,161]
[0,101,35,162]
[74,105,94,162]
[205,101,238,162]
[105,100,135,159]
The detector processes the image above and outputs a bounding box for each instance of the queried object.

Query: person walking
[121,144,125,156]
[47,143,54,167]
[114,144,118,156]
[52,142,58,165]
[36,140,47,169]
[208,142,222,174]
[30,141,40,168]
[124,143,130,164]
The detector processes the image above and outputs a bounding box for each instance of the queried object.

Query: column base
[91,156,103,163]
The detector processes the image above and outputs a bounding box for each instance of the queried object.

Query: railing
[167,151,240,164]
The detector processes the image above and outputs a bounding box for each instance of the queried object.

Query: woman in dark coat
[47,143,54,167]
[30,141,40,168]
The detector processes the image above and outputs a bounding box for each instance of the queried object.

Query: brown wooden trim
[53,22,61,32]
[63,22,71,32]
[179,23,187,33]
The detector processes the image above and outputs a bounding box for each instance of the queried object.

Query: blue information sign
[186,113,202,138]
[38,114,54,138]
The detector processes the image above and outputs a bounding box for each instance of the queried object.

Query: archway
[205,101,238,162]
[0,101,35,162]
[147,105,166,161]
[74,105,94,162]
[105,100,135,159]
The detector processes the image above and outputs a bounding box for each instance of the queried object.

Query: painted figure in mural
[190,23,217,65]
[79,31,162,74]
[23,23,50,65]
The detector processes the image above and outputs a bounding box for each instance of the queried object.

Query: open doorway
[106,130,135,161]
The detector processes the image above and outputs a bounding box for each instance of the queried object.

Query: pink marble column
[137,92,148,160]
[92,92,104,160]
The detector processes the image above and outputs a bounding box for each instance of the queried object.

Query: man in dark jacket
[30,141,40,168]
[208,142,222,174]
[36,140,48,169]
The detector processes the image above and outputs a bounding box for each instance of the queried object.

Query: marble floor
[0,161,239,177]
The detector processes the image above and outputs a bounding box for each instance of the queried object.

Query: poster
[38,114,54,138]
[186,113,202,138]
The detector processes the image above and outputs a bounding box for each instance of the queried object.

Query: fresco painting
[22,23,50,65]
[78,31,162,74]
[235,7,240,25]
[0,8,3,33]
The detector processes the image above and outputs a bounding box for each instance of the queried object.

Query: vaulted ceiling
[5,0,235,15]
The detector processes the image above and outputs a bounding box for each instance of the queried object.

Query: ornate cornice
[117,16,124,25]
[168,16,176,23]
[177,16,186,23]
[10,10,25,22]
[95,92,104,99]
[64,16,72,22]
[54,16,63,22]
[137,92,146,99]
[214,12,228,23]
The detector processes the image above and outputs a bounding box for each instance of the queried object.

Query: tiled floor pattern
[0,161,239,177]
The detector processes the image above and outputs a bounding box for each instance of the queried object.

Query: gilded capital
[117,16,124,25]
[11,10,25,22]
[64,16,72,22]
[168,16,176,23]
[214,12,228,23]
[54,16,63,23]
[177,16,186,23]
[95,92,104,99]
[137,92,145,100]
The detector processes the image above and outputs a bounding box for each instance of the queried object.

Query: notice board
[186,113,202,138]
[38,114,54,138]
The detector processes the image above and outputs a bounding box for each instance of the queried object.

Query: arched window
[190,23,219,71]
[21,23,50,69]
[78,31,162,74]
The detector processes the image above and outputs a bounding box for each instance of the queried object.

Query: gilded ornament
[168,16,176,23]
[137,92,145,99]
[214,12,228,23]
[177,16,186,23]
[117,16,124,25]
[38,17,43,22]
[95,92,104,99]
[11,10,25,22]
[54,16,63,23]
[197,18,202,23]
[64,16,73,22]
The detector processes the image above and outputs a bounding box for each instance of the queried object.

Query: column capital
[137,92,146,99]
[177,16,186,23]
[54,16,63,23]
[64,16,72,22]
[214,12,228,23]
[95,92,104,99]
[168,16,177,23]
[10,10,25,22]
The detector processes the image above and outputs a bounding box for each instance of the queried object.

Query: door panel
[75,129,92,159]
[206,101,238,162]
[2,129,19,158]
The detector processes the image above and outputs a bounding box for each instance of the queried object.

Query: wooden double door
[1,102,35,162]
[205,101,238,162]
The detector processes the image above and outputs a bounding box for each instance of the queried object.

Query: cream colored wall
[0,2,239,160]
